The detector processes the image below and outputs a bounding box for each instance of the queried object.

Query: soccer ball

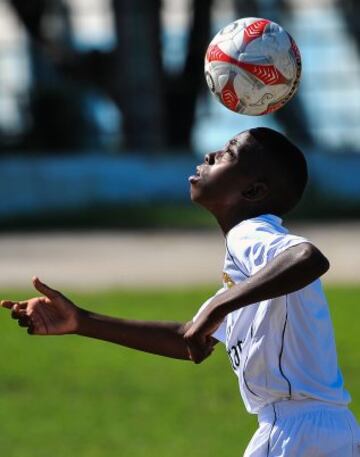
[204,17,301,116]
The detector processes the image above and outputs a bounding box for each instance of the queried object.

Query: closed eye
[215,149,236,161]
[225,149,236,158]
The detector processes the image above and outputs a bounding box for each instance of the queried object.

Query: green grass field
[0,285,359,457]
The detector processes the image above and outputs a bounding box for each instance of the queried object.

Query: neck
[209,205,255,235]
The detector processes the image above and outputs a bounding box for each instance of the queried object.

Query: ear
[242,182,269,201]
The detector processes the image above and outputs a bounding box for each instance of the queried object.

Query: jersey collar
[225,214,283,238]
[252,214,283,226]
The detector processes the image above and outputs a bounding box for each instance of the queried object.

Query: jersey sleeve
[192,288,227,344]
[227,224,308,277]
[267,233,308,259]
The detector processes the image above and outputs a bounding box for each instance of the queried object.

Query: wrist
[74,307,90,335]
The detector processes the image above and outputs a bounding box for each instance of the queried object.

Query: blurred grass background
[0,285,358,457]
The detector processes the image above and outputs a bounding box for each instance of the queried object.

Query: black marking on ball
[205,71,216,93]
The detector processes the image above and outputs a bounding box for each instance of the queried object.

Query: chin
[190,186,203,204]
[190,193,211,212]
[189,183,215,211]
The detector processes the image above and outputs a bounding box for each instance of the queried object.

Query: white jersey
[193,214,350,415]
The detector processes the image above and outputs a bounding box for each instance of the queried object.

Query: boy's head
[189,127,308,218]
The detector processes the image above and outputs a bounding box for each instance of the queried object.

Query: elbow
[301,243,330,277]
[317,255,330,276]
[321,254,330,275]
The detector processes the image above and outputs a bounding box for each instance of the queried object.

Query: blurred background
[0,1,359,457]
[0,0,359,285]
[0,0,360,226]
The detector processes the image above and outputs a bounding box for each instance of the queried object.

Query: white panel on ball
[204,17,302,116]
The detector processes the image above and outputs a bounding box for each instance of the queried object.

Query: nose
[205,152,216,165]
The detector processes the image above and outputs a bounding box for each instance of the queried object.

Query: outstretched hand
[1,277,81,335]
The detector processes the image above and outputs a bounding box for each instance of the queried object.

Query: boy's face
[189,131,254,208]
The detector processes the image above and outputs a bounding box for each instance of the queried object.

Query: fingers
[2,300,31,322]
[14,312,46,335]
[1,300,27,313]
[184,334,214,364]
[11,305,27,320]
[2,275,59,311]
[18,316,31,327]
[186,341,206,364]
[9,307,30,327]
[1,300,17,310]
[32,276,59,300]
[1,298,46,335]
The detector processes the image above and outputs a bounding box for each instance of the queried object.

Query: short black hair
[245,127,308,215]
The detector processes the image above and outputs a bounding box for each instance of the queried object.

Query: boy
[2,127,359,456]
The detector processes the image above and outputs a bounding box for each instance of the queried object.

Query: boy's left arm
[184,242,329,363]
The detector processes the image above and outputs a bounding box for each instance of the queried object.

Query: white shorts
[244,399,360,457]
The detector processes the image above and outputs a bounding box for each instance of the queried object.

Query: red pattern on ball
[206,44,289,86]
[242,19,270,48]
[220,76,240,111]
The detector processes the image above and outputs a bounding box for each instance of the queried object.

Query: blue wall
[0,152,359,218]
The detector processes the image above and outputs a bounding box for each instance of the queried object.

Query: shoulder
[227,215,309,274]
[227,215,285,248]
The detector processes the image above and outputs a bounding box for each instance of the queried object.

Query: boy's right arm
[1,277,215,362]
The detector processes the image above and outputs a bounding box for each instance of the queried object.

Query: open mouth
[188,166,201,183]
